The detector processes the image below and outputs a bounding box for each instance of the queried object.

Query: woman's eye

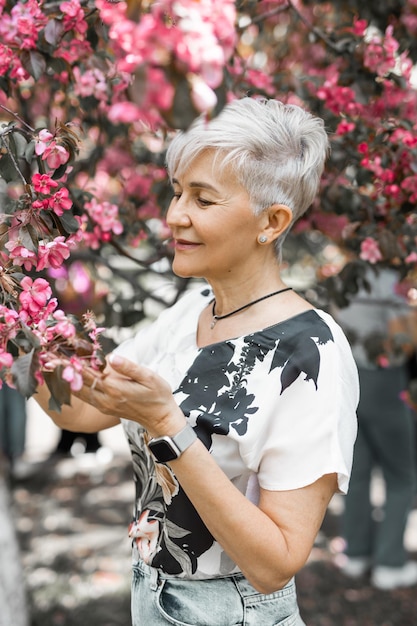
[197,198,213,207]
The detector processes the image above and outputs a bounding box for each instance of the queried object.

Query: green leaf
[0,152,19,183]
[43,19,65,46]
[11,131,28,158]
[11,350,39,398]
[25,140,36,163]
[51,163,69,180]
[20,50,47,81]
[16,322,41,349]
[58,210,81,234]
[18,225,38,252]
[44,368,72,413]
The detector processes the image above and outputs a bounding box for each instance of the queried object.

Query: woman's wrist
[146,405,187,439]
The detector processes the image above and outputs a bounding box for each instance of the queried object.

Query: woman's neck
[207,274,286,318]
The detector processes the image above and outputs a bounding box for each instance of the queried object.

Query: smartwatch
[148,424,197,462]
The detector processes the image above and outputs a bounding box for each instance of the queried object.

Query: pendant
[210,318,217,329]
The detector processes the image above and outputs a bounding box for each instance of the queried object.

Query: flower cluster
[0,271,104,396]
[97,0,236,120]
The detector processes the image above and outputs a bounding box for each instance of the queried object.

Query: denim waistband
[133,558,242,582]
[133,558,295,598]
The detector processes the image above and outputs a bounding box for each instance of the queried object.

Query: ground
[9,449,417,626]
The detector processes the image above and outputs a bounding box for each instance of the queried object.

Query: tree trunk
[0,467,29,626]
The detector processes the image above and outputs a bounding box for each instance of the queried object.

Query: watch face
[149,438,179,462]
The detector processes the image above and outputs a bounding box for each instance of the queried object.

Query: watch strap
[148,424,197,461]
[171,423,197,453]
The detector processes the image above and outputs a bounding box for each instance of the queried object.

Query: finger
[108,353,144,380]
[82,368,102,388]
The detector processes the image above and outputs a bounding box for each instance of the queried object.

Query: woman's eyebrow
[171,177,218,191]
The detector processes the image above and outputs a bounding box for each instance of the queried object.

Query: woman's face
[166,150,265,282]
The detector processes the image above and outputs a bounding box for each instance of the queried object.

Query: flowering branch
[1,0,417,408]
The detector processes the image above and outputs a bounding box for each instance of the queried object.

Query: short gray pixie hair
[166,97,329,254]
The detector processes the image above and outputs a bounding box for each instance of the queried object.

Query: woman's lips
[174,239,201,250]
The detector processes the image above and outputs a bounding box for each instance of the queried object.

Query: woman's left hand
[75,354,186,437]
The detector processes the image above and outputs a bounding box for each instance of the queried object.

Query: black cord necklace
[210,287,293,329]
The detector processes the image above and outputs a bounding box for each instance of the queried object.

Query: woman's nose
[166,197,192,227]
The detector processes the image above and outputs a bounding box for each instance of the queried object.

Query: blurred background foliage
[0,0,417,349]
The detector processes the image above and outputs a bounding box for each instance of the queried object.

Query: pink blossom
[35,129,54,152]
[402,11,417,36]
[60,0,88,35]
[170,0,236,87]
[43,142,70,169]
[363,26,402,78]
[73,66,108,101]
[95,0,127,22]
[243,69,275,95]
[144,67,175,111]
[85,198,123,236]
[108,101,142,124]
[35,131,70,170]
[32,198,49,212]
[47,187,73,215]
[405,252,417,264]
[335,120,355,135]
[0,0,47,49]
[316,80,358,115]
[55,38,92,64]
[19,276,53,316]
[53,310,76,339]
[384,184,403,200]
[4,241,37,271]
[62,358,83,391]
[19,296,58,327]
[36,237,71,271]
[389,128,417,148]
[188,74,217,113]
[0,43,15,77]
[0,307,19,344]
[32,173,59,194]
[352,19,368,37]
[359,237,383,264]
[0,306,19,326]
[401,175,417,202]
[0,349,13,369]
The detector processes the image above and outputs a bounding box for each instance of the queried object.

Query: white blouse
[116,285,359,579]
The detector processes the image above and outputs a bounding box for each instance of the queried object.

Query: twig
[0,104,35,133]
[0,135,28,186]
[287,0,344,53]
[237,2,290,30]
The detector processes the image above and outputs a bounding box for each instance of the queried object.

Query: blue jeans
[131,559,305,626]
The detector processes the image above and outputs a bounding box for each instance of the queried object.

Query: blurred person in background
[0,383,30,481]
[336,266,417,590]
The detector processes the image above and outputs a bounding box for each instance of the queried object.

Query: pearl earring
[258,235,268,243]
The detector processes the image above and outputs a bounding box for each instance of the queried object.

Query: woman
[35,97,359,625]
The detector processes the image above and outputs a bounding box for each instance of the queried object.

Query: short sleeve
[253,315,359,494]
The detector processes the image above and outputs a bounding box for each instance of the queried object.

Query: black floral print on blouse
[128,310,334,576]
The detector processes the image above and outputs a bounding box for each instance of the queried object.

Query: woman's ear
[259,204,293,242]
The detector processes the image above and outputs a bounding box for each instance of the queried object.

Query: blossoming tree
[1,0,417,409]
